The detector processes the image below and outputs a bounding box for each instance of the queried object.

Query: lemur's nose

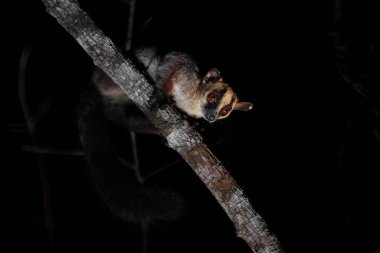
[208,115,216,122]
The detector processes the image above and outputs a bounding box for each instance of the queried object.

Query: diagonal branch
[40,0,283,252]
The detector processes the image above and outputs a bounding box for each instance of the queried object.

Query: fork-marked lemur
[78,47,252,224]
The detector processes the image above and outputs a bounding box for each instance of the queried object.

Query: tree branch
[40,0,283,252]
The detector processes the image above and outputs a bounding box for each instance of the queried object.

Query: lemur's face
[202,83,237,123]
[201,69,253,123]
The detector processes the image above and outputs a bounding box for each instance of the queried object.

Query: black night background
[5,1,380,252]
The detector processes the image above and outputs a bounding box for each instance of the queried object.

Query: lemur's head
[201,68,253,123]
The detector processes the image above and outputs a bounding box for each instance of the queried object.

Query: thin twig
[33,96,53,128]
[21,144,85,156]
[118,156,135,170]
[130,131,144,183]
[141,220,149,253]
[18,47,36,135]
[18,46,54,246]
[124,0,136,51]
[142,158,183,182]
[8,123,27,133]
[333,0,380,141]
[123,2,151,250]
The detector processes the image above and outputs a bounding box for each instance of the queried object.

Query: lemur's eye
[207,93,218,104]
[220,105,231,116]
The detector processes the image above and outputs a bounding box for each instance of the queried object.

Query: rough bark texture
[41,0,283,252]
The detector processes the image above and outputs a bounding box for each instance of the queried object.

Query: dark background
[6,0,380,252]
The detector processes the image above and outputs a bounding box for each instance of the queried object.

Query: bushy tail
[77,85,183,224]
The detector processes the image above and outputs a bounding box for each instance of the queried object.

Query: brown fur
[94,47,253,121]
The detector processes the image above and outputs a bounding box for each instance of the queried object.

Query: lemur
[78,47,253,224]
[96,47,253,122]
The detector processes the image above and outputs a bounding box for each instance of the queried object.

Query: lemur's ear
[203,68,223,84]
[234,102,253,111]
